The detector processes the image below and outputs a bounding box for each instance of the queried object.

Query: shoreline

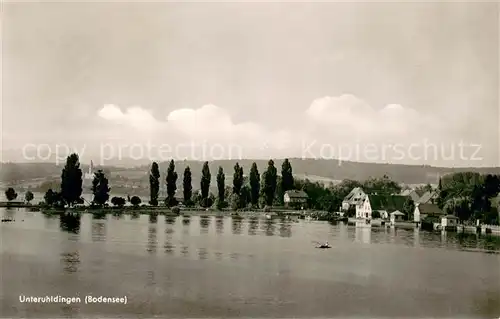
[1,203,315,217]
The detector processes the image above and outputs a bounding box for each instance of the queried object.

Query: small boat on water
[314,241,331,249]
[317,244,331,249]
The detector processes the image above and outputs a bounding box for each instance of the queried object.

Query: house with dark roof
[356,194,409,220]
[414,202,444,223]
[284,190,308,209]
[400,189,420,202]
[342,187,367,211]
[417,191,439,204]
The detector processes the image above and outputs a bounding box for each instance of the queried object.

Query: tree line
[437,172,500,225]
[35,153,296,210]
[5,153,499,225]
[35,153,405,211]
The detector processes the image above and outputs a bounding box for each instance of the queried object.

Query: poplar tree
[149,162,160,206]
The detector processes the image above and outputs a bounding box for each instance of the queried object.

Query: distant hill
[2,158,499,187]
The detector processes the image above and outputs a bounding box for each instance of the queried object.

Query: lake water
[1,208,500,318]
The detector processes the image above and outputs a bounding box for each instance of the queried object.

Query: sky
[1,1,499,167]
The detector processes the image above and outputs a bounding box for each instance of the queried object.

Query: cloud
[304,94,427,142]
[93,95,492,165]
[98,104,160,131]
[166,104,294,152]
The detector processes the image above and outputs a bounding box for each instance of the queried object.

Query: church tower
[84,160,94,180]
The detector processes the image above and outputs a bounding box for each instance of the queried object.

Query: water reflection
[215,216,224,234]
[92,211,107,220]
[112,212,124,220]
[229,252,240,260]
[355,226,371,244]
[60,251,80,273]
[59,213,81,234]
[164,221,175,255]
[413,228,420,248]
[3,208,500,319]
[146,270,156,289]
[263,219,275,236]
[480,234,500,251]
[3,207,16,219]
[248,217,259,235]
[200,216,210,234]
[232,217,242,235]
[279,221,292,238]
[91,220,106,242]
[149,214,158,224]
[182,216,191,235]
[131,212,140,220]
[165,216,176,224]
[147,224,157,254]
[441,230,447,247]
[198,247,208,260]
[164,241,175,254]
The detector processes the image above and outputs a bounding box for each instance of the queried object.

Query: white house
[355,194,409,220]
[342,187,367,211]
[356,196,372,219]
[283,190,308,209]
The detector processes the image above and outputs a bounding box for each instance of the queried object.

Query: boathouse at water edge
[390,210,405,225]
[283,190,308,209]
[414,203,444,223]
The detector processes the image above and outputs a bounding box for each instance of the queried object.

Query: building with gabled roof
[284,190,308,209]
[417,191,439,204]
[356,194,409,220]
[400,189,420,202]
[341,187,367,211]
[413,202,444,223]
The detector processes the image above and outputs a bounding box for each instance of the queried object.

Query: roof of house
[490,193,500,207]
[285,190,308,198]
[391,210,405,216]
[417,191,438,204]
[400,189,412,196]
[367,195,409,213]
[443,215,458,219]
[400,189,420,202]
[417,203,444,216]
[343,187,366,204]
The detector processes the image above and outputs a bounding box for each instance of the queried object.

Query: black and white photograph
[1,1,499,318]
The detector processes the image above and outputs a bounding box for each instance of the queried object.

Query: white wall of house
[284,193,291,203]
[356,198,372,219]
[414,205,421,222]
